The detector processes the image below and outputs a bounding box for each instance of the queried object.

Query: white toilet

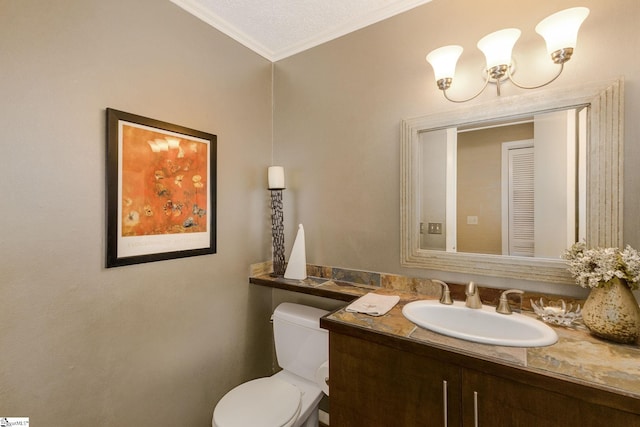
[213,303,330,427]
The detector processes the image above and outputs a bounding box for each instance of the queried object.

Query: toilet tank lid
[273,303,329,329]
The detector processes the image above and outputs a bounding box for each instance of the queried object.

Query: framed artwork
[106,108,216,267]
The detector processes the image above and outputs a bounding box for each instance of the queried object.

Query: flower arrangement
[562,242,640,290]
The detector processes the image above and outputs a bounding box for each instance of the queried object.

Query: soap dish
[531,298,582,327]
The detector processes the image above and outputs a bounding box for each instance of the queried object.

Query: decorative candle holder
[268,166,286,276]
[270,189,286,276]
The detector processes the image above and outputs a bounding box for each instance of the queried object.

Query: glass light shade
[426,45,463,81]
[535,7,589,54]
[477,28,521,69]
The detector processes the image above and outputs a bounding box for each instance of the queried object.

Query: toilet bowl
[213,303,329,427]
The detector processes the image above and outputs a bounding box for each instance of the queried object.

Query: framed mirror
[401,80,623,284]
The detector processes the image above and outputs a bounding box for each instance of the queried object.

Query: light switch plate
[427,222,442,234]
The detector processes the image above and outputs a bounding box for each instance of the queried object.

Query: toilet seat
[213,377,302,427]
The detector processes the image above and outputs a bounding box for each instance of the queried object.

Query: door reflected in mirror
[419,108,587,259]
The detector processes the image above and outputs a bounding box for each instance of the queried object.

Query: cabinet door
[330,332,462,427]
[462,368,640,427]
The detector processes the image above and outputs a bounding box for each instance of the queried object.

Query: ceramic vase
[581,277,640,344]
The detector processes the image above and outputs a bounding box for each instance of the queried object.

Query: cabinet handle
[442,380,448,427]
[473,391,479,427]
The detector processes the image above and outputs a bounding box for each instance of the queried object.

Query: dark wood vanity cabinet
[328,331,640,427]
[461,369,639,427]
[329,330,462,426]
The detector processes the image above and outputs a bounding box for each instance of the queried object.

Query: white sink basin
[402,300,558,347]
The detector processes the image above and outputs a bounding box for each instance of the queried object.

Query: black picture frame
[106,108,216,267]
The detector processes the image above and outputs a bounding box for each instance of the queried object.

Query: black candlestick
[270,189,285,276]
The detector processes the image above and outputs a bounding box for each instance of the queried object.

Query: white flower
[562,243,640,290]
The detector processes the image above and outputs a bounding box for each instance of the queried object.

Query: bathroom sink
[402,300,558,347]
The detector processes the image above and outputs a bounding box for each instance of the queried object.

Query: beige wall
[457,123,533,255]
[0,0,274,425]
[274,0,640,294]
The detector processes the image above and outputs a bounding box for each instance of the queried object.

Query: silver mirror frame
[401,79,623,284]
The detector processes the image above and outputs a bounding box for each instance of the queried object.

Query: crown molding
[170,0,432,62]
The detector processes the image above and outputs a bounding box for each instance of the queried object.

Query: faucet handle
[496,289,524,314]
[433,280,453,305]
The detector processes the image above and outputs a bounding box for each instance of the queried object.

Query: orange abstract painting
[121,124,209,236]
[106,108,216,267]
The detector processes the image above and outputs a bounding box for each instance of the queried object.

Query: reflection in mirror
[419,108,588,260]
[401,80,623,284]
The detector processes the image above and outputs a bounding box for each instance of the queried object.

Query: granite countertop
[250,271,640,401]
[324,289,640,401]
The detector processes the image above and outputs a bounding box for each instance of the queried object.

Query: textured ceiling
[170,0,433,61]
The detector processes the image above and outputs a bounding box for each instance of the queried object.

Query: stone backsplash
[249,261,585,312]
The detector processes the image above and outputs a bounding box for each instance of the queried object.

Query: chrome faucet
[433,280,453,305]
[465,281,482,309]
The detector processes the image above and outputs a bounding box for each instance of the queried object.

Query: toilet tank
[272,303,329,382]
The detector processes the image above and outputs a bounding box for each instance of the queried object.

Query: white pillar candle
[268,166,285,189]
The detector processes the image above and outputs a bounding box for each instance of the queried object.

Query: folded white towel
[345,293,400,316]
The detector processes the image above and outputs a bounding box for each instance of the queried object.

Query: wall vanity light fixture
[426,7,589,103]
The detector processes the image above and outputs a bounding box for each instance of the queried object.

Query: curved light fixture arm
[442,72,491,103]
[507,62,565,90]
